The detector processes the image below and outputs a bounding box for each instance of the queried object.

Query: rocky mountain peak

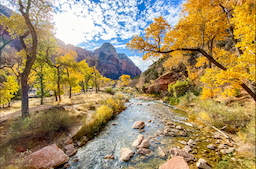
[98,42,116,54]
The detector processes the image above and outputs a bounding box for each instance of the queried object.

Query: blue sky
[3,0,184,71]
[53,0,185,71]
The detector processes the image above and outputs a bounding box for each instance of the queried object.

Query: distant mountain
[90,43,141,79]
[60,42,141,79]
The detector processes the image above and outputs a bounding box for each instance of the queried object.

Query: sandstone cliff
[90,43,141,79]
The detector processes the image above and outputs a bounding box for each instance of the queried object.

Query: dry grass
[0,91,114,168]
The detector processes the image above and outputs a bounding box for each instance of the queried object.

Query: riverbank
[0,91,126,168]
[132,90,255,169]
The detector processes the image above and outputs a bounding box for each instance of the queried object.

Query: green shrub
[169,97,180,105]
[168,80,190,98]
[73,96,127,143]
[154,71,159,79]
[73,105,114,141]
[189,99,251,134]
[36,90,51,97]
[86,101,96,110]
[105,88,115,95]
[10,108,75,138]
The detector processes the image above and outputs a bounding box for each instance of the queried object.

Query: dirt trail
[0,105,57,123]
[0,92,112,123]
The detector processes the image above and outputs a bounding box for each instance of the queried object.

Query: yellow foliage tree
[127,0,255,101]
[120,74,131,87]
[0,0,54,116]
[0,71,19,107]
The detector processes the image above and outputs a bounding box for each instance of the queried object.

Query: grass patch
[10,107,76,139]
[181,93,255,140]
[86,101,96,110]
[73,94,127,144]
[104,88,115,95]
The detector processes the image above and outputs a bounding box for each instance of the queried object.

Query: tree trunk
[40,69,44,105]
[54,90,57,101]
[21,74,29,117]
[82,81,85,93]
[69,86,72,98]
[85,80,88,92]
[57,67,61,101]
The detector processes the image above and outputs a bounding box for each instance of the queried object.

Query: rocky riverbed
[59,98,236,169]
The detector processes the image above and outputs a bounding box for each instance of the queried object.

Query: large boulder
[132,121,145,129]
[23,144,69,169]
[120,147,134,161]
[169,148,194,162]
[159,156,189,169]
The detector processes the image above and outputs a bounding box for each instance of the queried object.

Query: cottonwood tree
[32,37,56,104]
[77,60,93,93]
[0,70,19,108]
[0,0,54,116]
[127,0,255,100]
[120,74,131,87]
[44,48,77,101]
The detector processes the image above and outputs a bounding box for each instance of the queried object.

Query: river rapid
[66,98,223,169]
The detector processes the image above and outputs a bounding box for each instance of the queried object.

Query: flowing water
[66,98,220,169]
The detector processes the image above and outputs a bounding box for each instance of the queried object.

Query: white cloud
[114,44,126,49]
[128,55,153,72]
[53,0,184,46]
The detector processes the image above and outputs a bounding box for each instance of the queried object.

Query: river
[66,98,221,169]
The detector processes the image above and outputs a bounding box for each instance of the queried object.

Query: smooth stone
[158,147,167,157]
[169,148,194,162]
[196,158,212,169]
[159,156,189,169]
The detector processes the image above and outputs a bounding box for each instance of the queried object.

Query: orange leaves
[120,74,131,86]
[127,16,171,60]
[127,0,255,100]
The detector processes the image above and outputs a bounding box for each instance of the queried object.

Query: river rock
[183,145,192,153]
[64,139,73,145]
[159,156,189,169]
[184,122,193,127]
[132,121,145,129]
[132,135,144,148]
[213,133,222,139]
[64,144,78,156]
[218,144,228,149]
[167,122,173,125]
[169,148,194,162]
[178,141,187,145]
[104,155,114,159]
[64,163,71,169]
[207,144,217,150]
[23,144,69,169]
[220,148,235,154]
[196,158,212,169]
[176,125,183,130]
[180,131,187,136]
[120,148,134,161]
[158,147,167,157]
[15,145,27,153]
[137,148,151,155]
[169,132,177,136]
[187,139,196,146]
[138,139,150,148]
